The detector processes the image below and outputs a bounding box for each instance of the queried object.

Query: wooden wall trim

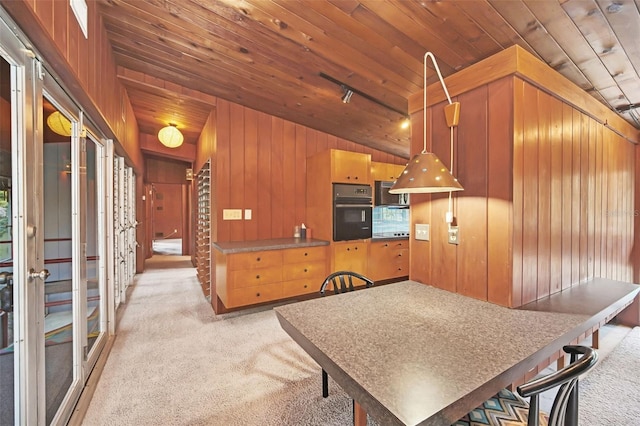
[140,133,196,162]
[408,45,640,144]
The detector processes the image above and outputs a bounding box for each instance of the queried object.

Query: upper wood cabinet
[330,150,371,184]
[371,161,406,182]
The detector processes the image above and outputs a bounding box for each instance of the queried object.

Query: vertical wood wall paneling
[229,103,245,241]
[67,6,79,81]
[521,82,539,305]
[537,90,552,300]
[257,112,273,240]
[549,95,563,295]
[244,108,259,241]
[512,78,525,307]
[570,109,581,287]
[216,100,231,242]
[636,145,640,283]
[282,121,297,238]
[271,118,285,238]
[456,87,488,300]
[561,103,574,290]
[594,121,603,279]
[587,117,597,280]
[409,108,432,285]
[295,125,307,226]
[487,77,513,307]
[579,113,590,283]
[429,100,457,293]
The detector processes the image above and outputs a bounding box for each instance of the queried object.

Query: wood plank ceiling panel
[97,0,640,162]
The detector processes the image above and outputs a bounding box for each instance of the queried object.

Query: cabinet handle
[355,246,358,250]
[384,243,388,247]
[256,274,260,279]
[256,292,261,297]
[304,252,308,256]
[304,284,308,288]
[355,176,359,180]
[347,248,350,251]
[256,257,261,262]
[347,176,351,180]
[304,268,308,272]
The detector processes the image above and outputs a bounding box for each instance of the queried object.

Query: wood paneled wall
[410,76,635,308]
[196,98,407,243]
[4,0,142,172]
[145,156,190,184]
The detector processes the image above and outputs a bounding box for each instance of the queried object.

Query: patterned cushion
[452,388,549,426]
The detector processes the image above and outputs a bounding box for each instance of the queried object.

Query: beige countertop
[212,237,329,254]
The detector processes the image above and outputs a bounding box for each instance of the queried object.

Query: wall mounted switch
[223,209,243,220]
[448,226,459,245]
[415,223,430,241]
[244,209,252,220]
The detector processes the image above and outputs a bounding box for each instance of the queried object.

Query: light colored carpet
[82,255,371,426]
[579,326,640,425]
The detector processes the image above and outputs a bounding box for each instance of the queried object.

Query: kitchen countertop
[213,237,329,254]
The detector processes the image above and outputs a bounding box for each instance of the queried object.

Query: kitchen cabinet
[215,243,327,309]
[368,240,409,281]
[330,149,371,184]
[332,241,368,276]
[371,161,406,182]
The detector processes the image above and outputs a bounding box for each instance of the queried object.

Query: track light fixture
[341,85,354,104]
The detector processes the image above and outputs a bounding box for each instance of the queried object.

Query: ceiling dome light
[158,123,184,148]
[47,111,73,137]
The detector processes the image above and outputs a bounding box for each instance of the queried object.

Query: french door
[0,11,108,425]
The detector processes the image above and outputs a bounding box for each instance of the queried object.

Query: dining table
[274,279,639,426]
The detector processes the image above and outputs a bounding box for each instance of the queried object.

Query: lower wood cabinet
[368,240,409,281]
[332,241,368,276]
[216,245,327,309]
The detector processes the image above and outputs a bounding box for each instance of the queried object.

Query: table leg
[353,400,367,426]
[592,329,599,349]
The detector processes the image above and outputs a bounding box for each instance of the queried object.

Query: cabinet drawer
[229,267,282,288]
[283,260,326,281]
[282,278,318,298]
[282,246,326,264]
[227,250,282,271]
[226,282,283,307]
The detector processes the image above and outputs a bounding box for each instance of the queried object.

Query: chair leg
[322,369,329,398]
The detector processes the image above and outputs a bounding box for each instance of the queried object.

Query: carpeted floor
[82,255,371,426]
[579,326,640,425]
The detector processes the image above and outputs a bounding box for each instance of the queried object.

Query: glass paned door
[0,47,15,426]
[42,98,76,424]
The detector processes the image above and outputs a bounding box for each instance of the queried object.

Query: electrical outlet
[223,209,243,220]
[415,223,430,241]
[448,226,459,245]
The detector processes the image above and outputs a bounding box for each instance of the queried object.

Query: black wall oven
[333,183,372,241]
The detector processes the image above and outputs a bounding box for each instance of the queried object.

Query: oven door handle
[335,203,372,208]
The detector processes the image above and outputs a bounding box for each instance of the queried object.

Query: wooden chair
[319,271,374,398]
[454,345,598,426]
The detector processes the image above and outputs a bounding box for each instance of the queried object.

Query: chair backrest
[517,345,598,426]
[319,271,374,296]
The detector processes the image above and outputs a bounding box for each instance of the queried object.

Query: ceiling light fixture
[389,52,463,195]
[158,123,184,148]
[47,111,73,137]
[341,85,354,104]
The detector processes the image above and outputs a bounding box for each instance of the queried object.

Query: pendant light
[389,52,463,194]
[158,123,184,148]
[47,111,73,137]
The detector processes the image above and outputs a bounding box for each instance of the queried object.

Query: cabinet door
[369,241,409,281]
[227,250,282,271]
[331,150,370,183]
[332,241,368,275]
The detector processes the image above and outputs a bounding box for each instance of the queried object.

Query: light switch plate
[415,223,430,241]
[448,226,459,245]
[223,209,242,220]
[244,209,252,220]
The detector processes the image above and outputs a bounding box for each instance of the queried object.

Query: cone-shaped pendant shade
[389,152,463,194]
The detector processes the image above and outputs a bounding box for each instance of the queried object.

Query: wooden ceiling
[98,0,640,159]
